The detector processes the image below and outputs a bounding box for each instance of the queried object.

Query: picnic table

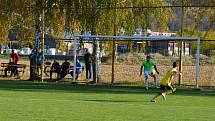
[0,63,27,77]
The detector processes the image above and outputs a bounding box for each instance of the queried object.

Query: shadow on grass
[0,80,214,97]
[83,99,141,103]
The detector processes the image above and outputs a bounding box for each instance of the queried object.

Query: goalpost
[73,35,200,89]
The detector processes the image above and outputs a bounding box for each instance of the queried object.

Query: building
[116,30,191,56]
[146,31,191,56]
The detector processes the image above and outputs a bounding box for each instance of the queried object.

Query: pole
[179,43,183,85]
[73,34,77,83]
[196,38,200,89]
[111,2,116,84]
[111,39,116,83]
[41,8,45,82]
[92,0,98,83]
[179,0,184,86]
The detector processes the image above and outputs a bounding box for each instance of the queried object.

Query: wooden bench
[0,63,27,77]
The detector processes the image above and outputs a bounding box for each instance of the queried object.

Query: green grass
[0,80,214,121]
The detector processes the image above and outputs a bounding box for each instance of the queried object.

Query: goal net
[73,35,201,88]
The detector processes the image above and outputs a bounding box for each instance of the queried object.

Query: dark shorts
[160,84,174,90]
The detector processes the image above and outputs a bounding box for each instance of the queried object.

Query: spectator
[11,50,19,64]
[36,50,44,72]
[50,60,61,79]
[4,58,15,77]
[29,49,37,63]
[10,50,19,76]
[60,59,70,80]
[70,59,83,80]
[37,51,42,67]
[36,50,46,76]
[84,49,92,80]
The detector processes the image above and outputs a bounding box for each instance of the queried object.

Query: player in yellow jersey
[151,62,180,102]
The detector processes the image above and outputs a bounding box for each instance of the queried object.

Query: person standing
[84,49,92,80]
[70,59,83,81]
[36,51,43,74]
[140,55,159,90]
[37,51,42,67]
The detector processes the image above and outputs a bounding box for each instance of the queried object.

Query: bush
[150,53,165,59]
[102,52,204,66]
[183,56,194,65]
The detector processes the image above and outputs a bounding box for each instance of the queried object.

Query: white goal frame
[73,35,200,89]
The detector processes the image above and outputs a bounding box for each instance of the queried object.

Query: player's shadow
[83,99,140,103]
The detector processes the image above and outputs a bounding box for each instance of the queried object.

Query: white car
[19,48,31,55]
[47,48,56,55]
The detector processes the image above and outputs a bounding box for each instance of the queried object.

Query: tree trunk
[0,44,2,54]
[29,26,40,81]
[91,0,99,83]
[29,53,39,81]
[29,0,40,81]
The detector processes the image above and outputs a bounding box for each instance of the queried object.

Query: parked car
[19,48,31,55]
[47,48,56,55]
[0,45,10,54]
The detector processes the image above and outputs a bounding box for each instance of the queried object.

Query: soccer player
[140,55,159,90]
[151,62,180,102]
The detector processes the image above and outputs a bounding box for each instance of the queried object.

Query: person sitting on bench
[50,60,61,79]
[4,58,15,77]
[70,59,83,80]
[10,50,19,77]
[60,59,70,80]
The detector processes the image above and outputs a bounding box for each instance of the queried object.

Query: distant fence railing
[0,54,109,62]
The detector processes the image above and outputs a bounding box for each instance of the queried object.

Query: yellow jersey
[160,68,177,86]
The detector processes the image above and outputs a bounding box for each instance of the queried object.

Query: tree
[1,0,214,82]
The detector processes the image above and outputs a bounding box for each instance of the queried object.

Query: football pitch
[0,80,214,121]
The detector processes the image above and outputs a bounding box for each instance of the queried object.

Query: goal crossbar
[72,35,200,89]
[76,35,199,41]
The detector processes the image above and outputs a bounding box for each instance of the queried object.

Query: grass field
[0,80,214,121]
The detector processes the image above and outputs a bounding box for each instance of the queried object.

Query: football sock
[145,80,148,89]
[154,77,157,88]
